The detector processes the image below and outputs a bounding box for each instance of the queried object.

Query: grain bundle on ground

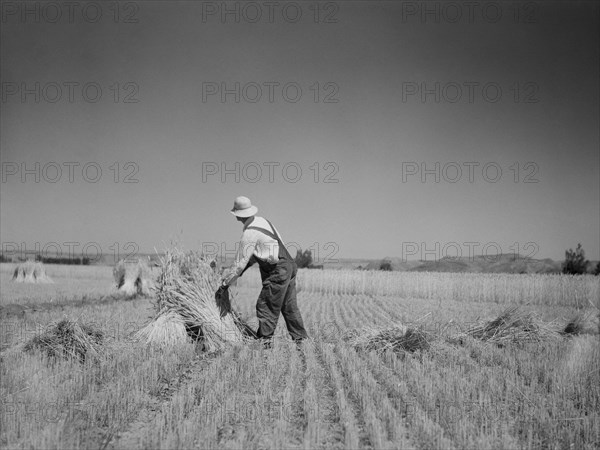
[134,311,188,346]
[23,318,103,362]
[12,260,53,283]
[113,258,154,297]
[562,311,599,336]
[136,248,250,351]
[347,324,432,355]
[452,306,563,347]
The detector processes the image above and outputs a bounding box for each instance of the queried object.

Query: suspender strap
[245,218,293,264]
[246,220,283,246]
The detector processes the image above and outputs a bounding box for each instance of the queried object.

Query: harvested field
[1,263,599,449]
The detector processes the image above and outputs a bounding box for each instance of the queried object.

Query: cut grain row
[360,351,457,450]
[302,339,345,449]
[317,342,362,448]
[334,343,414,449]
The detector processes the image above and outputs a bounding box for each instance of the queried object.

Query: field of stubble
[1,263,599,449]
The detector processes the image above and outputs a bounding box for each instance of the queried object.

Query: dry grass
[12,260,53,283]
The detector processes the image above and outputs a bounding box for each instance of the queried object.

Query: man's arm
[221,231,258,286]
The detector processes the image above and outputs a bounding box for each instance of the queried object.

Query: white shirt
[230,216,284,279]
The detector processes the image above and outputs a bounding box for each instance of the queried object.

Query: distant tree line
[294,249,323,269]
[379,261,393,271]
[35,255,91,265]
[562,243,599,275]
[0,254,92,265]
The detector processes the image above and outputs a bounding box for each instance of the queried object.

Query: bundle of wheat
[113,258,153,297]
[134,310,189,346]
[138,248,249,351]
[350,307,565,355]
[12,260,53,283]
[347,324,432,354]
[458,306,562,346]
[24,318,103,362]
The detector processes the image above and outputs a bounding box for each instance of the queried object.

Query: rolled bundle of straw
[139,248,247,351]
[12,260,53,283]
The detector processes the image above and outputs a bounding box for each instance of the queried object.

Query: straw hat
[230,196,258,217]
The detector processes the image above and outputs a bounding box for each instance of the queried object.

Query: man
[221,196,308,348]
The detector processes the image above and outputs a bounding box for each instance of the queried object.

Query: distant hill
[366,254,564,274]
[364,257,422,271]
[411,254,561,274]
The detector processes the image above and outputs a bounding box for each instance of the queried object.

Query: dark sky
[1,1,598,262]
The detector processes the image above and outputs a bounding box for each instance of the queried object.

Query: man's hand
[221,269,237,287]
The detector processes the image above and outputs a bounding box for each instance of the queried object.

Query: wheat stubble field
[1,263,599,449]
